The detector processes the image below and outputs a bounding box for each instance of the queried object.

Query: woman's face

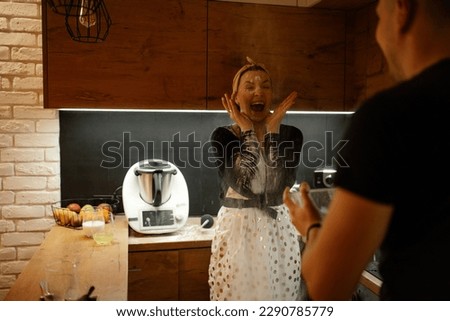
[235,70,273,123]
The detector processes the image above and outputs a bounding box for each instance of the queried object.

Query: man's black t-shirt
[336,59,450,300]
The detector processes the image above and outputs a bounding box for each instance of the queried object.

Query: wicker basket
[51,197,118,229]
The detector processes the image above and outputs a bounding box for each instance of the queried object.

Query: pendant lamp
[46,0,74,15]
[65,0,112,43]
[47,0,112,43]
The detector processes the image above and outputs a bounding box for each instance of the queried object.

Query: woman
[208,57,303,300]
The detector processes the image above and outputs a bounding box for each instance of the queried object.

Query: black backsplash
[60,110,352,215]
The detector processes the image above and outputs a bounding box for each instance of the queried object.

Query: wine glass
[82,209,105,238]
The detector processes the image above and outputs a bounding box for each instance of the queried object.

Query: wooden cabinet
[316,0,375,9]
[128,250,179,300]
[43,0,385,111]
[207,2,347,111]
[43,0,207,109]
[215,0,375,10]
[128,243,211,300]
[178,248,212,300]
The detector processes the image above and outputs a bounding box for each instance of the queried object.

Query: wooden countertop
[128,216,214,251]
[5,214,381,300]
[360,270,382,296]
[5,215,128,301]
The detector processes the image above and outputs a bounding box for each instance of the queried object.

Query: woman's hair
[231,57,271,97]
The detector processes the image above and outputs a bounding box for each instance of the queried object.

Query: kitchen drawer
[128,247,211,300]
[179,248,211,300]
[128,250,179,300]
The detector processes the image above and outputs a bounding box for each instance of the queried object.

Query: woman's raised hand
[265,91,298,133]
[221,93,253,132]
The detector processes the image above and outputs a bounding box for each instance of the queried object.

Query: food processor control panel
[141,210,175,227]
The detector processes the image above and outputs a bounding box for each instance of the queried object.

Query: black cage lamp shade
[47,0,73,15]
[47,0,112,43]
[47,0,101,16]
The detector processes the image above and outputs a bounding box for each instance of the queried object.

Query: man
[284,0,450,300]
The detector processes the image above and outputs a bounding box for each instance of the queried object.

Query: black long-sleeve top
[210,124,303,208]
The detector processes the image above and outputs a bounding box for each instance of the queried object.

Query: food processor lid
[136,159,175,174]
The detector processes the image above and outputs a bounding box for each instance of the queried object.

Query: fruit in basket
[53,199,116,229]
[67,210,74,226]
[79,205,95,222]
[62,209,69,225]
[57,208,65,225]
[67,203,81,213]
[81,204,95,212]
[97,207,111,223]
[70,211,82,227]
[79,209,93,223]
[52,208,60,221]
[79,207,110,223]
[59,209,67,225]
[53,208,79,227]
[97,203,112,212]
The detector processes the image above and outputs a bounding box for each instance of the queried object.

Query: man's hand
[283,182,322,237]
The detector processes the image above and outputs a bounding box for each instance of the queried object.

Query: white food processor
[122,159,189,234]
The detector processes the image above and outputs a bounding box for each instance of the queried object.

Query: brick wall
[0,0,60,300]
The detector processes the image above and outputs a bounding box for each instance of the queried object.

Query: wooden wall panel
[344,2,394,110]
[316,0,376,10]
[207,2,347,111]
[43,0,385,111]
[365,3,394,99]
[43,0,207,109]
[344,6,371,109]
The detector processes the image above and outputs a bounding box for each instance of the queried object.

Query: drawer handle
[128,268,142,272]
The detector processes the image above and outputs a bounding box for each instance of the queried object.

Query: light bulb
[79,0,97,28]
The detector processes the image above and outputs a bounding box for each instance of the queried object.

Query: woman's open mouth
[250,102,265,112]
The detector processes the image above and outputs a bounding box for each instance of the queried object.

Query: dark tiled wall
[60,110,352,215]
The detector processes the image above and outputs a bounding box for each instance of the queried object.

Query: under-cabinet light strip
[58,108,353,115]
